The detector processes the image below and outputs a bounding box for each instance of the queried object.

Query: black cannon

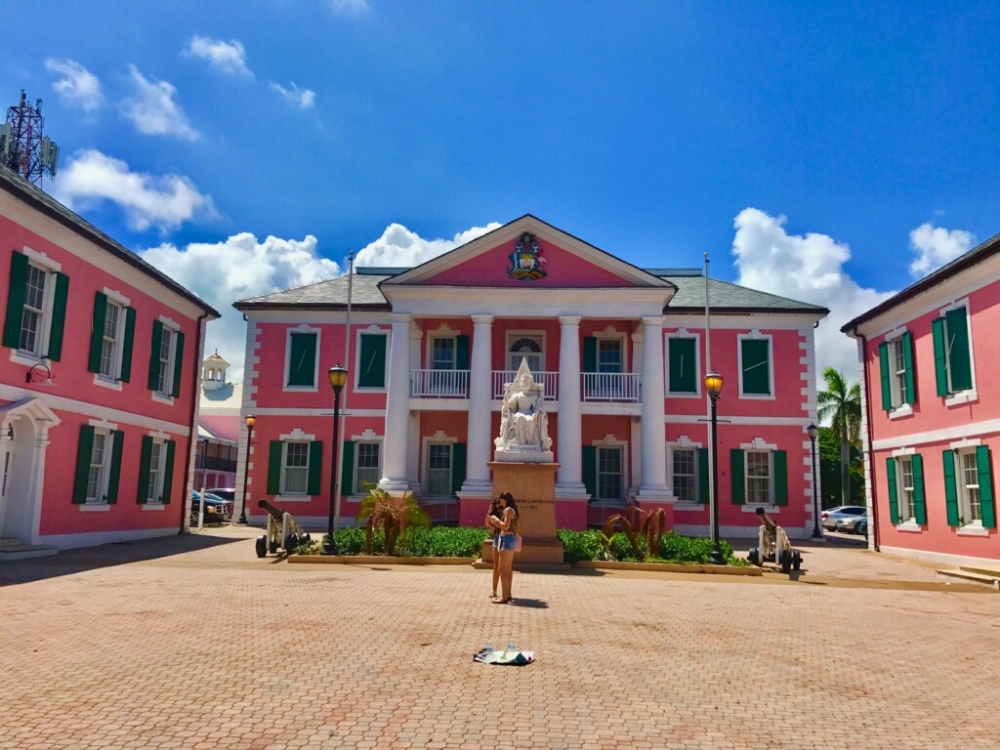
[255,499,311,558]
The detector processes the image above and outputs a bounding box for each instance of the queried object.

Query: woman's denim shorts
[497,533,517,551]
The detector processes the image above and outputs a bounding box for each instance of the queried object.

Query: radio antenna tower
[0,90,59,188]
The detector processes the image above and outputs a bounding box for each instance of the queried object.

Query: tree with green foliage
[818,426,864,508]
[817,367,862,507]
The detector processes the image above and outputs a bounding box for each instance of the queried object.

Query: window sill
[666,390,700,399]
[9,349,49,367]
[151,392,175,406]
[142,504,166,512]
[282,385,318,393]
[888,404,913,420]
[420,496,459,505]
[93,374,123,391]
[956,523,990,537]
[275,494,312,503]
[895,521,922,533]
[738,392,775,401]
[945,390,978,408]
[741,505,779,514]
[671,502,705,512]
[80,504,111,512]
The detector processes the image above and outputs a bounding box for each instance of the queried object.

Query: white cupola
[202,349,230,391]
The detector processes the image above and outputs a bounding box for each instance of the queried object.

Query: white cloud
[52,149,215,232]
[908,222,975,277]
[140,234,340,381]
[121,65,199,139]
[269,81,315,109]
[331,0,371,15]
[44,58,103,113]
[355,222,502,267]
[184,36,252,76]
[731,208,894,386]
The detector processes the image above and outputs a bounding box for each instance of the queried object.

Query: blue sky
[3,1,998,379]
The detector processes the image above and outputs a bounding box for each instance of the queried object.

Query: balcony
[196,455,238,472]
[410,369,470,398]
[492,370,560,401]
[581,372,641,402]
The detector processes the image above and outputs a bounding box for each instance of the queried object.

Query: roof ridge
[236,272,347,304]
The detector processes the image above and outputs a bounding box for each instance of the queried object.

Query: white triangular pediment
[0,396,61,427]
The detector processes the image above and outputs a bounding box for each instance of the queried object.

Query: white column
[556,315,587,496]
[379,313,411,492]
[639,315,670,498]
[462,314,494,495]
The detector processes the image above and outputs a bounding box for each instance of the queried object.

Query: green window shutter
[582,337,597,373]
[668,338,697,393]
[730,449,746,505]
[911,453,926,525]
[942,450,959,527]
[341,440,355,496]
[73,424,96,504]
[582,445,597,497]
[878,342,892,410]
[162,440,175,504]
[307,441,324,495]
[741,339,771,395]
[88,292,108,373]
[267,441,283,495]
[171,331,185,397]
[46,272,70,361]
[106,430,125,504]
[148,319,164,391]
[287,332,317,387]
[455,335,470,371]
[358,334,387,388]
[886,457,899,524]
[773,450,788,506]
[945,307,972,392]
[2,251,29,349]
[137,435,153,504]
[931,318,948,397]
[697,448,709,504]
[451,442,467,494]
[120,307,136,383]
[975,445,995,529]
[902,332,916,405]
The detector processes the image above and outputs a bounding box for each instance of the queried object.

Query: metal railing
[196,455,238,472]
[581,372,641,402]
[491,370,559,400]
[410,369,470,398]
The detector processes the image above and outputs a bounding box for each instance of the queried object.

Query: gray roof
[235,268,827,315]
[0,167,219,318]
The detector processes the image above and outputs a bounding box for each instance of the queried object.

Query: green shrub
[557,529,604,562]
[319,526,488,558]
[556,529,745,565]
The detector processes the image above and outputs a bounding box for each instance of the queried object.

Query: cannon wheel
[792,550,802,571]
[268,540,280,555]
[255,535,267,558]
[284,533,299,553]
[747,547,760,566]
[779,549,792,574]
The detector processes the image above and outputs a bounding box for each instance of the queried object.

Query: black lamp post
[808,423,823,539]
[704,371,726,565]
[322,364,348,555]
[238,414,256,525]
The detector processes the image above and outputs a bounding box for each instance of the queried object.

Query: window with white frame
[597,338,623,374]
[99,299,123,379]
[282,441,310,495]
[355,442,381,490]
[957,449,982,524]
[431,337,456,370]
[86,431,110,504]
[508,336,543,372]
[897,456,916,523]
[672,448,697,503]
[892,337,907,406]
[596,446,624,501]
[20,262,49,356]
[146,440,164,503]
[156,326,177,396]
[425,443,452,496]
[746,450,771,506]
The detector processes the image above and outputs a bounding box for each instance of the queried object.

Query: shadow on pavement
[0,531,245,588]
[509,598,548,608]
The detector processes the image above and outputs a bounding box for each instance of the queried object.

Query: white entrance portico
[0,397,60,549]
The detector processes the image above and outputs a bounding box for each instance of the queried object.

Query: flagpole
[704,253,715,537]
[333,251,354,532]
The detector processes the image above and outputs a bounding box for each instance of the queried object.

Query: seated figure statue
[495,359,553,463]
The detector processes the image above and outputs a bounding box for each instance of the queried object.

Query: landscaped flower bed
[557,529,749,567]
[295,526,490,558]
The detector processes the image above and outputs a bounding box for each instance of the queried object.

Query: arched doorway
[0,416,35,542]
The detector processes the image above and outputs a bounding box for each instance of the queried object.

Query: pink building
[0,169,218,555]
[195,350,241,493]
[234,216,827,537]
[844,233,1000,566]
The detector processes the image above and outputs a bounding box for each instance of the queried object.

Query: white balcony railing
[410,369,470,398]
[581,372,641,402]
[491,370,560,401]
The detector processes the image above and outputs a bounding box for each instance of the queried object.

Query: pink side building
[0,169,218,554]
[234,216,828,538]
[844,232,1000,566]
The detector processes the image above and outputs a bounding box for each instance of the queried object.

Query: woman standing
[493,492,519,604]
[485,497,503,599]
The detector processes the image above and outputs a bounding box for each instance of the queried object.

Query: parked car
[190,490,233,525]
[835,511,869,534]
[206,488,235,502]
[821,505,867,531]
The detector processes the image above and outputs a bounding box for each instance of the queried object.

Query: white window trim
[666,435,702,508]
[283,324,320,393]
[591,434,629,503]
[279,440,313,498]
[421,430,457,500]
[144,437,169,505]
[84,426,115,506]
[739,437,777,510]
[151,320,179,402]
[355,325,389,392]
[593,326,628,374]
[890,450,918,528]
[23,246,61,273]
[95,297,127,385]
[737,331,775,400]
[102,287,131,307]
[953,447,985,530]
[883,329,913,418]
[505,330,547,373]
[426,324,459,371]
[939,299,978,407]
[353,438,384,497]
[665,329,701,398]
[16,257,58,361]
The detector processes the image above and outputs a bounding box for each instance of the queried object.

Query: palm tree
[817,367,862,507]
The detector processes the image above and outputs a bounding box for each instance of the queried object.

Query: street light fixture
[238,414,256,525]
[808,423,823,539]
[323,365,348,555]
[703,371,726,565]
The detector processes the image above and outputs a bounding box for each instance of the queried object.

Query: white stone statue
[494,359,554,463]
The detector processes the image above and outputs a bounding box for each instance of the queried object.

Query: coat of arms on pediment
[507,232,547,281]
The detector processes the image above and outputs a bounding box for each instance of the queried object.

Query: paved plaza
[2,529,998,750]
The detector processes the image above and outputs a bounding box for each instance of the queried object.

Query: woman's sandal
[494,598,512,604]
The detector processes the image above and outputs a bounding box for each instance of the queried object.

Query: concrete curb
[574,560,763,576]
[287,554,474,566]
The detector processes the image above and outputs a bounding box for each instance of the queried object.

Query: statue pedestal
[480,461,564,566]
